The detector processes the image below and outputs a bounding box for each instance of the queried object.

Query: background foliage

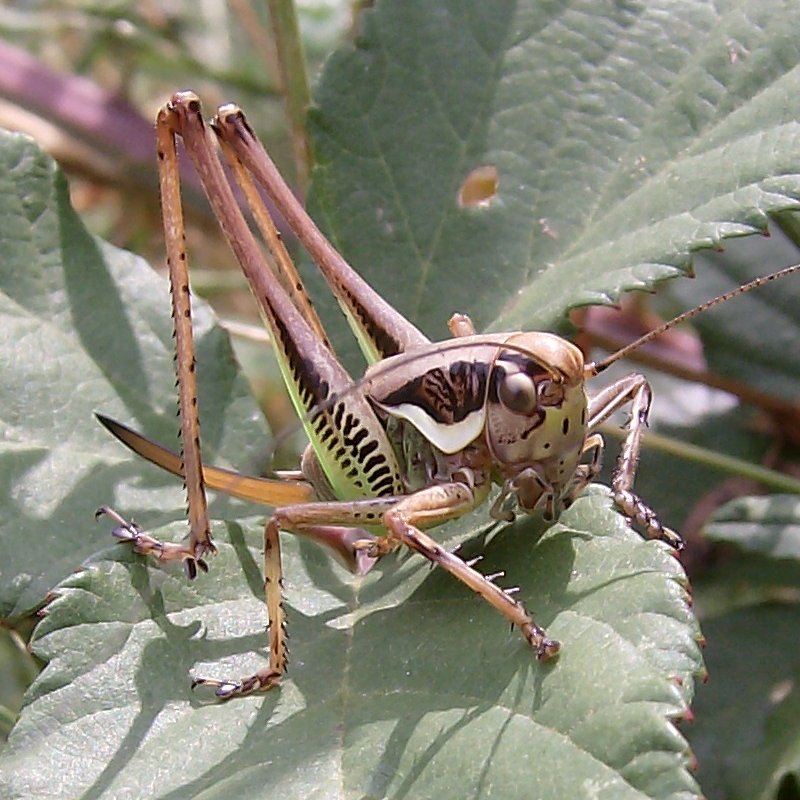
[1,1,799,798]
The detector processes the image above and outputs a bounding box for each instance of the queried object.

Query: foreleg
[588,375,683,549]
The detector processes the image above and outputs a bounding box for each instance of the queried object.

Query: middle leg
[383,482,560,660]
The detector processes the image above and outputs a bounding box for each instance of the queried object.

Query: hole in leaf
[457,165,499,208]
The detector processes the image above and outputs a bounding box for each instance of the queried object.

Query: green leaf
[667,233,800,403]
[308,0,800,347]
[0,130,267,618]
[705,495,800,561]
[684,604,800,800]
[737,686,800,800]
[2,491,701,799]
[682,473,800,798]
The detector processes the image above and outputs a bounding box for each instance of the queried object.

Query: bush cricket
[97,92,800,698]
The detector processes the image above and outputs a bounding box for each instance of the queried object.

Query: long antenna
[588,263,800,375]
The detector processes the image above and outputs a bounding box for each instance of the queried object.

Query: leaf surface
[2,493,701,800]
[308,0,800,349]
[705,495,800,560]
[686,605,800,800]
[0,131,266,618]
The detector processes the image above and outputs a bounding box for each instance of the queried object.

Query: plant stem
[267,0,312,194]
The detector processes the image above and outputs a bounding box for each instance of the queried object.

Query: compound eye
[537,378,565,406]
[498,372,538,415]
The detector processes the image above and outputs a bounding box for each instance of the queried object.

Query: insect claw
[105,513,144,545]
[191,676,242,701]
[184,559,198,580]
[214,682,242,699]
[96,505,137,533]
[537,639,561,660]
[110,525,131,543]
[659,526,684,552]
[193,664,283,699]
[94,505,113,521]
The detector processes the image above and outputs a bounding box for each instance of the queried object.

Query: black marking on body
[496,352,550,378]
[380,360,489,424]
[270,301,400,497]
[518,414,546,440]
[344,287,404,359]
